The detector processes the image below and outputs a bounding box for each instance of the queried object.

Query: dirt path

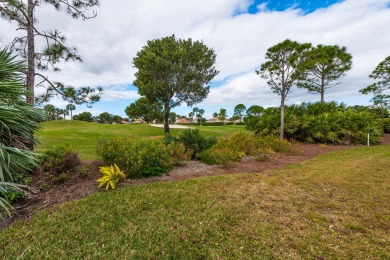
[1,135,389,230]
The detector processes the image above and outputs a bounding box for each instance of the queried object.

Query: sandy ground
[150,124,191,129]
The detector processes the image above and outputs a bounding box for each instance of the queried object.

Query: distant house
[120,120,129,124]
[132,118,145,124]
[175,118,190,124]
[207,117,221,122]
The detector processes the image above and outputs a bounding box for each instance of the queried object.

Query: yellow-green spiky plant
[97,164,125,190]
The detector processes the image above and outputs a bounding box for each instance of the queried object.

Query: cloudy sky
[1,0,390,119]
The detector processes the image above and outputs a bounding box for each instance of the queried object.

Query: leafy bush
[179,129,217,159]
[256,136,295,154]
[198,139,244,166]
[226,132,295,155]
[383,118,390,133]
[97,137,171,178]
[40,145,81,182]
[167,142,191,166]
[226,132,258,155]
[252,148,275,162]
[97,164,125,190]
[246,102,382,145]
[198,132,295,166]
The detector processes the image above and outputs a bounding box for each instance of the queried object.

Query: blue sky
[2,0,389,119]
[247,0,343,14]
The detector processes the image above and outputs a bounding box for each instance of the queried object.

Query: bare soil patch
[1,135,389,230]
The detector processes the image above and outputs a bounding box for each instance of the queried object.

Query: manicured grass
[1,146,389,258]
[36,121,247,160]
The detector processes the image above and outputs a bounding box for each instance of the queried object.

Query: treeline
[44,104,126,124]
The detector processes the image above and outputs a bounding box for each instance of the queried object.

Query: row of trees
[43,103,75,120]
[73,111,124,124]
[256,40,353,138]
[256,39,389,137]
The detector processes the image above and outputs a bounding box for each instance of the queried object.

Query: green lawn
[1,146,389,258]
[36,121,247,160]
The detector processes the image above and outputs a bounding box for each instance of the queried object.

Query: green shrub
[383,118,390,133]
[162,134,190,166]
[179,129,217,159]
[167,141,191,166]
[162,134,179,145]
[253,147,275,162]
[256,136,295,154]
[247,102,382,145]
[97,137,171,178]
[40,145,81,183]
[226,132,258,155]
[198,139,244,166]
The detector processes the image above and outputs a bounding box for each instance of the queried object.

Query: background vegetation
[246,102,383,144]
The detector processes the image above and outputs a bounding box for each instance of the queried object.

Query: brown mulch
[1,135,389,230]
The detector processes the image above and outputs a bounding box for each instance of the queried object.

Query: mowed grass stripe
[36,121,247,160]
[1,146,389,259]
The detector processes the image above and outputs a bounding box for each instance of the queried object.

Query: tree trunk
[26,0,35,104]
[321,75,325,103]
[280,95,285,139]
[70,110,73,120]
[163,104,170,134]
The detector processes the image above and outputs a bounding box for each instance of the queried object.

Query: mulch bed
[1,135,389,230]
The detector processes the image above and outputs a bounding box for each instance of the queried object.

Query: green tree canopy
[298,44,352,102]
[73,112,93,122]
[133,35,218,134]
[218,108,227,123]
[246,105,264,117]
[44,104,56,120]
[112,115,123,124]
[197,108,205,124]
[368,56,390,91]
[233,104,246,121]
[125,97,163,124]
[360,56,390,132]
[98,112,112,124]
[256,39,310,138]
[66,103,76,119]
[168,112,177,124]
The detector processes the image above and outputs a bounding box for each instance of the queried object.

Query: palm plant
[0,48,44,216]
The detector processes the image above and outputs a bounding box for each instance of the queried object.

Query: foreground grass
[1,146,389,258]
[36,121,246,160]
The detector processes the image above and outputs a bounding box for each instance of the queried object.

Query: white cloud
[100,85,140,101]
[1,0,389,115]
